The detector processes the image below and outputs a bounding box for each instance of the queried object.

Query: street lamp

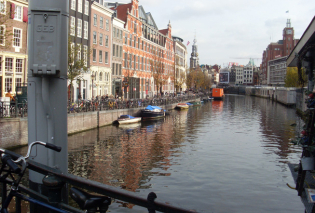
[91,74,95,100]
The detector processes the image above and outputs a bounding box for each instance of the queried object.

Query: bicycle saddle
[70,187,111,210]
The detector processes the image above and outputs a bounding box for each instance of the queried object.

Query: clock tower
[190,36,199,69]
[283,19,295,56]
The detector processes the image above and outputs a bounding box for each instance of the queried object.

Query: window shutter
[23,7,28,22]
[10,3,15,19]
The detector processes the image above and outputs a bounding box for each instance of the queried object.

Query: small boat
[186,103,194,107]
[117,115,141,124]
[141,105,165,119]
[212,88,224,100]
[175,103,189,110]
[188,101,202,106]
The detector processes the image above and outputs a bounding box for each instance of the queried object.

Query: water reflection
[13,95,304,212]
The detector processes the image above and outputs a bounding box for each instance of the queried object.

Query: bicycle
[0,141,113,213]
[0,141,69,213]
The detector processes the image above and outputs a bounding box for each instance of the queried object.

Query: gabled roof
[110,3,132,23]
[159,29,169,36]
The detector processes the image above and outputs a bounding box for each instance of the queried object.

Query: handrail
[27,160,196,212]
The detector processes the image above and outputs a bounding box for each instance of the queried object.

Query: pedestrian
[5,89,15,102]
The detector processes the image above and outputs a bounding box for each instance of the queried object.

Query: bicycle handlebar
[45,143,62,152]
[1,154,21,173]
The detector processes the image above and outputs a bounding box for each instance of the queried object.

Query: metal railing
[0,93,211,118]
[2,151,196,213]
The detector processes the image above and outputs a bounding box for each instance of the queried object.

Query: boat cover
[145,105,162,110]
[186,103,193,106]
[120,115,135,119]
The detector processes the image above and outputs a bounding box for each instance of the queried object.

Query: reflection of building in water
[68,117,182,193]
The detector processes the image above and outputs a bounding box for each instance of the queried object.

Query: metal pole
[27,0,69,208]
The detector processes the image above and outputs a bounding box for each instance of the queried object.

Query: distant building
[268,56,287,86]
[173,36,187,92]
[261,19,299,85]
[231,65,244,85]
[190,36,199,69]
[243,61,254,85]
[0,0,28,98]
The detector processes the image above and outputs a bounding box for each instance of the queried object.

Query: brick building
[261,19,299,85]
[90,2,113,97]
[109,0,174,99]
[0,0,28,98]
[69,0,92,101]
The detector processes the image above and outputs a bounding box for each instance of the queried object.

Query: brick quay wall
[0,102,183,149]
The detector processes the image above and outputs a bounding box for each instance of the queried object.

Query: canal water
[66,94,304,213]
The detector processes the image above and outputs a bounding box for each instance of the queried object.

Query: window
[99,33,103,45]
[84,0,89,15]
[113,44,115,56]
[113,28,116,38]
[93,14,97,26]
[116,45,119,57]
[134,55,136,69]
[15,77,22,88]
[134,22,137,33]
[71,0,76,10]
[116,64,118,75]
[112,63,115,75]
[83,45,88,66]
[99,50,103,63]
[129,34,132,46]
[0,25,5,45]
[105,35,108,47]
[105,52,108,64]
[120,30,122,39]
[77,44,81,61]
[120,46,122,58]
[100,17,103,29]
[83,21,88,39]
[93,31,97,44]
[134,36,136,47]
[70,16,75,36]
[77,0,82,13]
[16,59,23,73]
[138,38,140,49]
[99,72,102,81]
[93,49,96,62]
[138,56,140,70]
[13,28,21,47]
[119,64,121,75]
[14,5,22,21]
[5,58,13,72]
[106,19,109,30]
[0,1,6,15]
[124,33,127,44]
[5,77,12,92]
[77,19,82,38]
[124,53,127,67]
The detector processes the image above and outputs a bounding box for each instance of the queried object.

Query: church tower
[190,35,199,69]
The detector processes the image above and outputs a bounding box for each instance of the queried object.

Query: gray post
[27,0,68,204]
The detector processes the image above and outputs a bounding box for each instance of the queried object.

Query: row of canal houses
[0,0,186,101]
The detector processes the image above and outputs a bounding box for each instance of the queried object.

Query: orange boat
[212,88,224,100]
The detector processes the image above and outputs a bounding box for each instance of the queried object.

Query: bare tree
[149,48,165,96]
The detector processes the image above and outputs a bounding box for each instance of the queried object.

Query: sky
[116,0,315,67]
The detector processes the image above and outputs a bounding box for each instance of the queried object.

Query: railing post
[42,175,65,205]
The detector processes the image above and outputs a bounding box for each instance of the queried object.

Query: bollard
[42,175,65,204]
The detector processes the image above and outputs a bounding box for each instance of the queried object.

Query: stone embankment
[0,100,198,149]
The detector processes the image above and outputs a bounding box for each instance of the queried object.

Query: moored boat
[175,103,189,110]
[188,101,202,106]
[141,105,165,119]
[117,115,141,124]
[212,88,224,100]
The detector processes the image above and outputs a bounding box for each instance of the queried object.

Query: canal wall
[244,86,307,110]
[0,101,184,149]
